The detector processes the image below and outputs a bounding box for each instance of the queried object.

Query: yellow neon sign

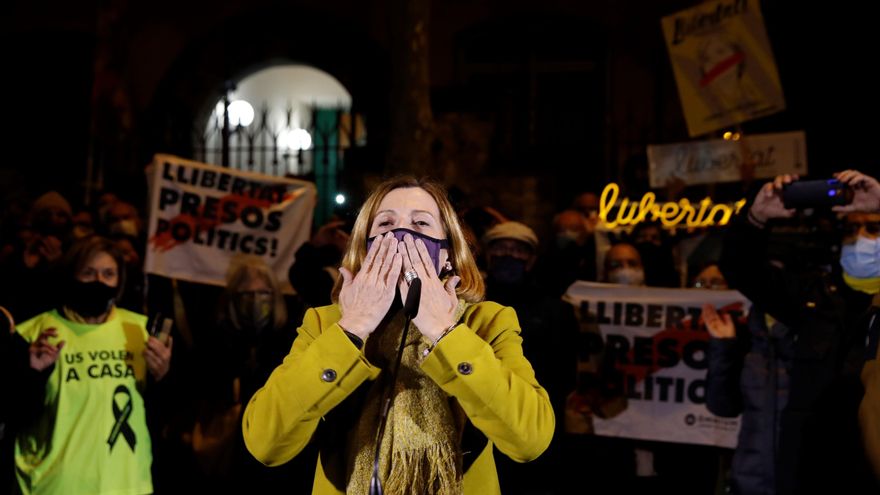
[599,183,747,229]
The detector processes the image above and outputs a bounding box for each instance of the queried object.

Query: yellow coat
[242,301,555,494]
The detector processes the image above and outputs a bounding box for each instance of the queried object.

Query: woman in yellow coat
[243,176,554,494]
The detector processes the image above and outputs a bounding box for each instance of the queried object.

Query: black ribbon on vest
[107,385,137,452]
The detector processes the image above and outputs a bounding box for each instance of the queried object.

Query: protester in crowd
[105,200,144,239]
[288,218,350,308]
[603,242,644,286]
[458,205,508,272]
[645,257,729,495]
[480,221,578,495]
[861,286,880,482]
[71,210,95,240]
[242,176,554,494]
[631,222,680,288]
[170,254,313,493]
[842,176,880,486]
[691,262,729,290]
[96,192,120,229]
[0,191,75,321]
[541,209,598,295]
[711,170,880,494]
[704,300,794,495]
[11,235,172,494]
[29,191,74,244]
[571,192,600,233]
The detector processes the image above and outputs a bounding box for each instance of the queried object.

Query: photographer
[716,170,880,494]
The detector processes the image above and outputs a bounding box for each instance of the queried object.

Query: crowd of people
[0,170,878,494]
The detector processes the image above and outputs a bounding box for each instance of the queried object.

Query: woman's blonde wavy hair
[331,176,485,303]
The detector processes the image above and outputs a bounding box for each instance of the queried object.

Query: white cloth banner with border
[647,130,807,188]
[144,154,316,293]
[563,281,747,448]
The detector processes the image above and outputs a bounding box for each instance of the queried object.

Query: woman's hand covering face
[337,232,402,339]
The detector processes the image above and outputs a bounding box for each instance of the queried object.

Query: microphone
[403,278,421,319]
[369,278,421,495]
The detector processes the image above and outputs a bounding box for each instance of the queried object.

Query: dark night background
[2,0,878,227]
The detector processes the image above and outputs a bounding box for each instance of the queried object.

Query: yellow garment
[347,302,470,495]
[15,307,153,495]
[843,272,880,295]
[242,301,554,495]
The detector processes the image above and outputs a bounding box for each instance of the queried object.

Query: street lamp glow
[227,100,255,127]
[335,194,346,205]
[280,128,312,151]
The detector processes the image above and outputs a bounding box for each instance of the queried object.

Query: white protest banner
[563,281,747,448]
[647,130,807,188]
[661,0,785,136]
[144,154,316,292]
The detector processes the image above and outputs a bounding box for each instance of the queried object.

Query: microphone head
[404,278,421,319]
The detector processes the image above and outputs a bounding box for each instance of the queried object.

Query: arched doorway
[194,64,359,177]
[193,63,365,225]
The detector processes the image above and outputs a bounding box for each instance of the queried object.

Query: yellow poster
[661,0,785,137]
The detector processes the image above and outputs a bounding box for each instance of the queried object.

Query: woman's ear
[439,249,453,276]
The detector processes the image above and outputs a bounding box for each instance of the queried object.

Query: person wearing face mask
[105,201,143,240]
[175,254,312,493]
[540,209,598,296]
[481,221,578,495]
[242,176,554,495]
[717,170,880,494]
[9,236,172,495]
[602,242,684,491]
[603,243,646,286]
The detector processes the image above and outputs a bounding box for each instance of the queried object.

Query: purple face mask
[366,228,450,274]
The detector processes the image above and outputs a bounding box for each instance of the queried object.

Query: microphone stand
[369,278,421,495]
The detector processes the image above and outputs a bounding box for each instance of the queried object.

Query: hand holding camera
[749,174,798,225]
[830,170,880,214]
[750,171,880,226]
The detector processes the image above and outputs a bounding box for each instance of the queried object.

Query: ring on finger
[403,270,419,284]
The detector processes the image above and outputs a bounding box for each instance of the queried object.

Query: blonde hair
[331,176,484,303]
[225,254,288,329]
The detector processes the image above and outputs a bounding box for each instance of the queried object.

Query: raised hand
[750,174,798,224]
[145,335,173,381]
[398,233,460,343]
[29,327,65,371]
[833,170,880,214]
[337,232,402,340]
[701,304,735,339]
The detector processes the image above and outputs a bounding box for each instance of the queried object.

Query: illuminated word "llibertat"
[599,183,747,229]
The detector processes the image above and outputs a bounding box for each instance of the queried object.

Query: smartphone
[147,313,173,345]
[782,179,853,209]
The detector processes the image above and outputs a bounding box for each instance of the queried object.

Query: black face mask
[488,256,528,285]
[232,291,273,333]
[67,280,117,318]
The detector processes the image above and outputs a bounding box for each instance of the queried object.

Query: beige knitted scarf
[346,300,470,495]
